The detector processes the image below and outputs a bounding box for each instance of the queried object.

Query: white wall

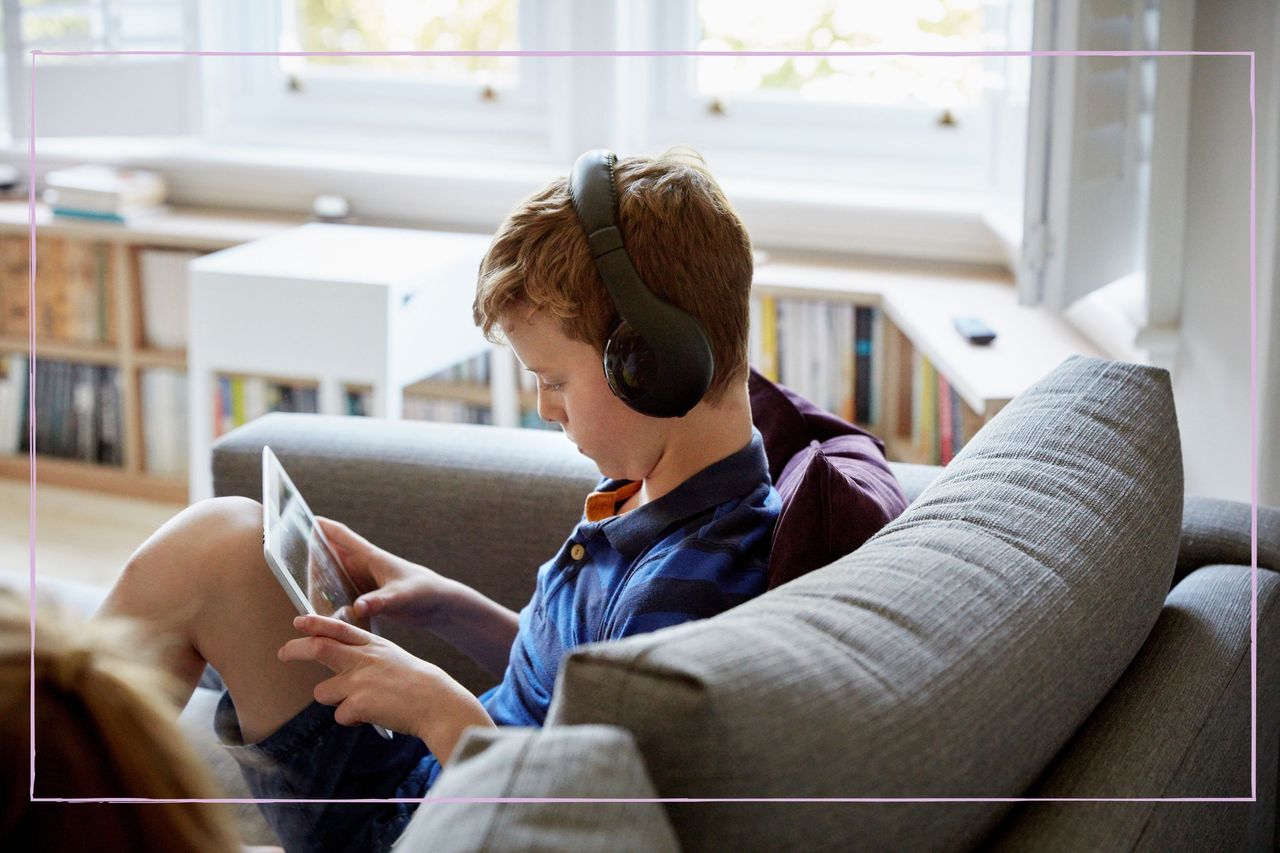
[1173,0,1278,503]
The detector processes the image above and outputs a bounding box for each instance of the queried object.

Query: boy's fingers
[293,613,373,646]
[312,674,351,707]
[315,518,352,550]
[278,635,360,672]
[353,593,384,617]
[318,517,364,543]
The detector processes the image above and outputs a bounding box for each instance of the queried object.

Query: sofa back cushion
[547,356,1184,852]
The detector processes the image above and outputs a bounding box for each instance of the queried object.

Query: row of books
[141,368,188,478]
[139,248,203,351]
[911,352,983,466]
[0,355,124,465]
[0,237,202,350]
[0,236,118,344]
[433,351,492,387]
[403,397,492,425]
[749,296,882,426]
[213,375,330,439]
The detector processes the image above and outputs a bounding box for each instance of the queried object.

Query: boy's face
[501,308,670,481]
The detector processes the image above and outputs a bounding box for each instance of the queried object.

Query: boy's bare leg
[98,496,330,743]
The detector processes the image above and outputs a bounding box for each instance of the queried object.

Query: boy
[98,146,779,852]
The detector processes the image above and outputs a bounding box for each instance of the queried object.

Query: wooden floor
[0,478,183,589]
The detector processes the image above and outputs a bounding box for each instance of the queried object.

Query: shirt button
[570,543,586,561]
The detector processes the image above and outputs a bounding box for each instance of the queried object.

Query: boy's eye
[540,381,564,392]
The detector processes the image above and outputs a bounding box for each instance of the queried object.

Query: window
[2,0,193,139]
[6,0,1033,266]
[626,0,1010,194]
[204,0,553,162]
[284,0,521,87]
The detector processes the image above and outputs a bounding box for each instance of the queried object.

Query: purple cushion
[749,368,908,588]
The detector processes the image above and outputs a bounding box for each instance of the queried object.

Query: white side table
[187,222,507,500]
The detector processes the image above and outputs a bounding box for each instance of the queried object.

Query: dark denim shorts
[215,690,439,853]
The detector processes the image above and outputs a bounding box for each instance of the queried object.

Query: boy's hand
[279,614,493,763]
[317,517,458,627]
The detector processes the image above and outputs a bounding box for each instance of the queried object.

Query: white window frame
[3,0,199,140]
[201,0,558,163]
[623,0,998,194]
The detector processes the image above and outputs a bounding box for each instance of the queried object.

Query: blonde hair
[473,145,754,405]
[0,588,241,852]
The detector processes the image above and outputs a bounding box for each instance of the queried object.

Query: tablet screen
[266,455,359,619]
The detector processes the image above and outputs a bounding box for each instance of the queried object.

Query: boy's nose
[536,389,564,426]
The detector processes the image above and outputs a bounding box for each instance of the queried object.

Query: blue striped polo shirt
[409,427,779,790]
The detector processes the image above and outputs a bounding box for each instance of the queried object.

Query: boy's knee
[199,495,264,535]
[123,496,265,588]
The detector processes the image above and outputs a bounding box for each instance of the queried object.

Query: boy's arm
[318,517,518,678]
[416,577,519,679]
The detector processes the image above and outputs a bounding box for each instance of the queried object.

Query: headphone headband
[568,149,715,418]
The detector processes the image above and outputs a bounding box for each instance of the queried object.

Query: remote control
[953,315,997,346]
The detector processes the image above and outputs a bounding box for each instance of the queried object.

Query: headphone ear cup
[603,320,659,403]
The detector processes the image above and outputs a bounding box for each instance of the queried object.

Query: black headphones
[568,149,715,418]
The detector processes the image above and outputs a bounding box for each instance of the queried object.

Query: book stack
[212,375,322,439]
[405,351,497,425]
[139,248,203,350]
[12,357,123,465]
[0,235,117,344]
[43,165,169,224]
[404,397,494,426]
[748,295,881,427]
[141,368,188,478]
[908,351,983,465]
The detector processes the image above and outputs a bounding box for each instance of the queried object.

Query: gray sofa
[22,356,1279,851]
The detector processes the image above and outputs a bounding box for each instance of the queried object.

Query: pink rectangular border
[25,48,1259,808]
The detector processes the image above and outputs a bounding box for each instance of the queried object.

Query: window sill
[1,136,1011,268]
[1062,272,1180,371]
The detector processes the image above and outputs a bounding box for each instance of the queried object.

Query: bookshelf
[0,200,303,502]
[750,253,1105,464]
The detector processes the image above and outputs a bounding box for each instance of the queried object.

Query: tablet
[262,445,393,739]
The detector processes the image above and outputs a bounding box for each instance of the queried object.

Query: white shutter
[4,0,196,139]
[1019,0,1190,312]
[981,0,1036,272]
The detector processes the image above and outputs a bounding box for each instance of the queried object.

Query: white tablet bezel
[261,445,393,739]
[261,445,351,617]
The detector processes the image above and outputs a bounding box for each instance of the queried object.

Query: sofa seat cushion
[547,356,1184,852]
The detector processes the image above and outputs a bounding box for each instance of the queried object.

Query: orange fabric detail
[584,480,644,522]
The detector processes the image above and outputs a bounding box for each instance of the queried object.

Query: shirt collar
[581,427,770,558]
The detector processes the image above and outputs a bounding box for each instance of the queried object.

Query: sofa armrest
[886,467,1280,591]
[211,414,600,693]
[988,564,1280,852]
[1176,497,1280,586]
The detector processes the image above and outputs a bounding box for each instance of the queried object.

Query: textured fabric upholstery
[545,356,1185,852]
[393,725,679,852]
[1176,497,1280,585]
[987,565,1279,852]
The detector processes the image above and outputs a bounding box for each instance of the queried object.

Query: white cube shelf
[187,222,500,500]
